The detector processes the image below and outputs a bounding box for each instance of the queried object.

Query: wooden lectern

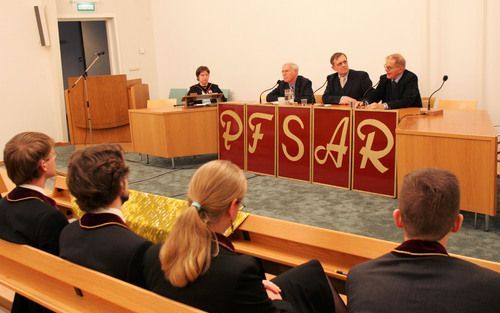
[65,75,149,145]
[181,93,224,108]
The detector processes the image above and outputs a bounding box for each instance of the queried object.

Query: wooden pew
[231,214,500,293]
[0,239,203,313]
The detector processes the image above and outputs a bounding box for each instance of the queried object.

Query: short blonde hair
[387,53,406,68]
[160,160,247,287]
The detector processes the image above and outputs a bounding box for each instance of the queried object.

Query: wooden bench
[0,239,203,313]
[232,214,500,293]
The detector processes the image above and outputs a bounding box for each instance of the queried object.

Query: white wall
[151,0,500,123]
[0,0,66,154]
[1,0,499,157]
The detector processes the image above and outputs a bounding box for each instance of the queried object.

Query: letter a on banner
[246,104,276,175]
[312,106,352,189]
[218,103,245,169]
[352,109,398,197]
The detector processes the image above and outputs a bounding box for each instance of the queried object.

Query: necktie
[340,76,347,88]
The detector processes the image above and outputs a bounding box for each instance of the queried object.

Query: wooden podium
[181,93,224,107]
[65,75,149,145]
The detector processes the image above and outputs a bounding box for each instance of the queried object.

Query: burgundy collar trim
[79,213,129,230]
[215,232,235,252]
[392,239,449,257]
[6,186,56,207]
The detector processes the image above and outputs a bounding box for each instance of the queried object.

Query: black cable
[399,113,425,123]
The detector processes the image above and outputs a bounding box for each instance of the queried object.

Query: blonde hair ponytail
[160,160,247,287]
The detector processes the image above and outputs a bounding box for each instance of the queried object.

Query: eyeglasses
[384,64,400,71]
[334,60,348,67]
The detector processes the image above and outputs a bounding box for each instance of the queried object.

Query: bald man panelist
[266,63,314,104]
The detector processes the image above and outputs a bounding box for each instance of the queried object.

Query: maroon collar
[79,213,129,230]
[392,239,449,257]
[6,186,56,207]
[215,232,235,252]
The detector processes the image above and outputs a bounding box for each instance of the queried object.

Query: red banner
[277,106,311,182]
[246,104,276,175]
[312,107,352,188]
[352,110,398,197]
[218,103,245,169]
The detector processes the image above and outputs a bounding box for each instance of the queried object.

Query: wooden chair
[438,99,477,110]
[147,99,176,109]
[0,168,14,198]
[421,97,436,108]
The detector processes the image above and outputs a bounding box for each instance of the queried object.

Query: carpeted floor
[53,145,500,262]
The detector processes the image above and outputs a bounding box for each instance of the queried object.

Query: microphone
[427,75,448,110]
[95,51,105,56]
[259,80,280,104]
[312,77,327,104]
[362,79,380,105]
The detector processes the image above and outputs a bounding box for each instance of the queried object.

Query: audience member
[365,53,422,109]
[322,52,372,105]
[143,160,345,313]
[0,132,68,313]
[346,168,500,313]
[266,63,314,103]
[59,144,151,287]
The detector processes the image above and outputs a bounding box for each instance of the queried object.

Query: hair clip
[192,201,202,212]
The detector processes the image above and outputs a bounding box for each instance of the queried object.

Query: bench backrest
[0,239,203,313]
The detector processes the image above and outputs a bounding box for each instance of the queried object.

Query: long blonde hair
[159,160,247,287]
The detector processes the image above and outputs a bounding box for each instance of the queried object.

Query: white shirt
[19,184,47,195]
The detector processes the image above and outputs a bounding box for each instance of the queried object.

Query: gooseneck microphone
[259,80,281,104]
[427,75,448,110]
[95,51,106,56]
[362,80,380,104]
[312,77,328,104]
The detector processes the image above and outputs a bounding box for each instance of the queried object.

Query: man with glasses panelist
[364,53,422,109]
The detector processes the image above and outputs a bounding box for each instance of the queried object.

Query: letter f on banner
[248,112,274,153]
[220,110,243,150]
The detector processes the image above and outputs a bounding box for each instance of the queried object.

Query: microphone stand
[312,79,327,104]
[69,53,103,145]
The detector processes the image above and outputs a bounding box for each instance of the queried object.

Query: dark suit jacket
[0,186,68,313]
[322,69,372,104]
[144,241,295,313]
[266,76,314,103]
[59,213,151,287]
[187,83,227,104]
[366,69,422,109]
[346,240,500,313]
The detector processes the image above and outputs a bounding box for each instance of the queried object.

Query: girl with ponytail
[144,160,344,313]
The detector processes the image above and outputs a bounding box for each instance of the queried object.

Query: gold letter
[248,112,274,154]
[314,117,349,167]
[356,119,394,173]
[281,115,305,162]
[220,110,243,150]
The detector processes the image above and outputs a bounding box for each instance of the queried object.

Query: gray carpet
[53,145,500,262]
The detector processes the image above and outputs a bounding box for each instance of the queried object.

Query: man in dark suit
[322,52,372,105]
[346,168,500,313]
[0,132,68,313]
[365,53,422,109]
[59,144,151,287]
[266,63,314,103]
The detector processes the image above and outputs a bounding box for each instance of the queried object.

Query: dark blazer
[322,69,372,104]
[187,83,227,104]
[59,213,151,287]
[366,69,422,109]
[144,241,295,313]
[0,186,68,313]
[346,240,500,313]
[266,76,314,103]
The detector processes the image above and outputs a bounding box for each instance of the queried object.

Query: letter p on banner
[218,103,246,169]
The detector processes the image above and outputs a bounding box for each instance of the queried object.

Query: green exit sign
[77,2,96,12]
